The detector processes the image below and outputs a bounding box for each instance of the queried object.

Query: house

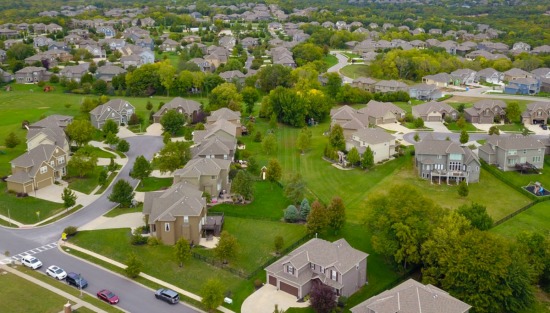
[219,70,245,84]
[96,26,116,38]
[504,78,540,95]
[191,135,236,161]
[189,58,212,72]
[206,108,242,134]
[135,36,154,50]
[160,39,180,52]
[451,68,477,85]
[96,65,126,82]
[0,68,13,83]
[265,238,368,299]
[531,68,550,79]
[218,36,236,50]
[414,134,481,184]
[350,279,471,313]
[408,83,442,101]
[98,38,126,50]
[330,105,369,139]
[241,37,259,49]
[503,68,532,82]
[412,101,458,122]
[153,97,201,123]
[476,68,503,85]
[15,67,51,84]
[358,100,405,125]
[194,119,238,146]
[464,100,507,124]
[89,99,135,128]
[173,158,231,196]
[422,73,453,87]
[6,144,68,194]
[59,64,88,82]
[34,36,54,48]
[374,80,408,93]
[351,77,377,92]
[27,115,72,152]
[479,135,545,171]
[346,128,396,163]
[521,101,550,125]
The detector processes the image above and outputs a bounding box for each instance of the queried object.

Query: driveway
[146,123,164,136]
[424,121,451,133]
[79,212,144,231]
[327,52,353,84]
[524,123,550,135]
[117,126,136,138]
[241,284,309,313]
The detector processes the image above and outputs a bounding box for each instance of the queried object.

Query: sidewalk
[59,241,235,313]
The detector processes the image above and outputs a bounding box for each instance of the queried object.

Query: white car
[46,265,67,280]
[21,255,43,269]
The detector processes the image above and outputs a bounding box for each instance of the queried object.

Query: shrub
[49,75,59,83]
[130,228,147,245]
[254,279,263,289]
[253,131,262,142]
[63,226,78,236]
[284,205,299,222]
[147,236,162,246]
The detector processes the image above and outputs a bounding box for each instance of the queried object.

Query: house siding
[341,258,367,297]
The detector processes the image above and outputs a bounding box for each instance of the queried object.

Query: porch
[429,170,470,185]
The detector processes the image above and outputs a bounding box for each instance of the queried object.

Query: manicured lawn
[340,64,370,79]
[85,146,117,159]
[94,171,118,195]
[135,177,173,192]
[444,121,480,132]
[484,158,550,192]
[497,123,530,133]
[67,166,103,194]
[401,122,432,130]
[0,182,63,224]
[104,204,143,218]
[492,201,550,238]
[342,52,362,59]
[323,54,338,68]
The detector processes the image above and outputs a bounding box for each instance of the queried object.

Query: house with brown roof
[503,68,532,82]
[173,158,231,196]
[415,134,480,184]
[206,108,242,136]
[346,128,396,163]
[464,99,507,124]
[351,77,377,92]
[153,97,201,124]
[89,99,135,128]
[358,100,405,125]
[265,238,368,299]
[27,115,72,152]
[522,101,550,125]
[479,135,545,171]
[350,279,471,313]
[412,101,458,122]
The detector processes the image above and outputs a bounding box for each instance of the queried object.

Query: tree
[232,170,254,200]
[300,198,311,220]
[296,127,312,154]
[413,133,420,142]
[269,113,278,130]
[347,147,360,167]
[361,146,375,169]
[98,169,108,186]
[214,231,239,264]
[459,130,469,145]
[329,124,345,151]
[458,180,469,197]
[242,86,260,114]
[457,203,493,230]
[160,109,185,135]
[67,148,98,178]
[292,43,324,66]
[163,132,171,144]
[130,155,152,185]
[256,64,292,93]
[4,132,21,148]
[284,205,300,222]
[324,72,342,98]
[274,236,284,255]
[307,200,328,236]
[266,159,282,187]
[108,179,135,208]
[105,132,119,147]
[201,279,225,312]
[284,173,306,204]
[146,101,153,111]
[208,83,243,111]
[102,119,119,136]
[488,126,500,135]
[413,117,424,128]
[506,101,521,123]
[92,79,107,95]
[516,231,550,288]
[117,139,130,152]
[455,116,466,129]
[125,253,142,278]
[327,196,346,234]
[247,156,259,175]
[174,237,191,267]
[66,120,95,147]
[310,282,337,313]
[262,133,277,155]
[61,187,77,211]
[7,43,35,60]
[155,141,192,173]
[158,60,176,96]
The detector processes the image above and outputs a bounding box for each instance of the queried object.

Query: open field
[340,64,370,79]
[492,201,550,238]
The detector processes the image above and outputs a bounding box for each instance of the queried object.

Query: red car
[97,289,119,304]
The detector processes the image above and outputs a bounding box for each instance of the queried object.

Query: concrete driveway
[524,123,550,135]
[31,182,95,206]
[79,212,145,231]
[241,284,310,313]
[146,123,164,136]
[424,121,451,133]
[117,126,136,138]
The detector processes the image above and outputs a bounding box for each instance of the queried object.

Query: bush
[284,205,299,222]
[49,75,59,83]
[128,113,140,126]
[147,236,162,246]
[130,228,147,245]
[63,226,78,236]
[253,131,262,142]
[254,279,263,289]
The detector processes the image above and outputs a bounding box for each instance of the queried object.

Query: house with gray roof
[59,64,88,82]
[350,279,471,313]
[475,68,503,85]
[265,238,368,299]
[522,101,550,125]
[219,70,245,84]
[358,100,405,125]
[374,80,408,93]
[464,99,506,124]
[89,99,135,128]
[27,115,72,152]
[206,108,242,136]
[15,67,51,84]
[408,83,442,101]
[503,68,532,82]
[479,135,545,171]
[173,158,231,196]
[153,97,201,124]
[451,68,477,85]
[422,73,453,87]
[191,136,236,161]
[414,134,480,184]
[346,128,396,163]
[412,101,458,122]
[330,105,369,139]
[504,77,540,95]
[160,39,180,52]
[351,77,377,92]
[96,65,126,82]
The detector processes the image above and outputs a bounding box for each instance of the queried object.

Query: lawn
[0,182,63,224]
[135,177,173,192]
[484,158,550,193]
[491,201,550,238]
[323,54,338,68]
[94,171,118,195]
[103,204,143,218]
[342,52,362,59]
[444,121,480,132]
[497,123,531,133]
[67,166,103,194]
[84,146,117,159]
[340,64,370,79]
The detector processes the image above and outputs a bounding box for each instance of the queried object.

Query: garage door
[428,116,440,122]
[36,177,53,189]
[280,282,299,297]
[268,275,277,286]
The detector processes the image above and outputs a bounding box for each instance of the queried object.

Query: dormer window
[331,270,338,281]
[310,263,316,270]
[287,265,294,275]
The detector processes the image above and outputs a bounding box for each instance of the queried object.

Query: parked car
[66,272,88,289]
[46,265,67,280]
[97,289,119,304]
[155,288,179,304]
[21,255,42,269]
[540,124,548,130]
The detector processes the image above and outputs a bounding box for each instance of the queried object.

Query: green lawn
[444,121,480,132]
[67,166,103,194]
[323,54,338,68]
[497,123,531,133]
[94,171,118,195]
[492,201,550,238]
[0,182,63,224]
[104,205,143,218]
[135,177,173,192]
[342,52,362,59]
[484,158,550,193]
[86,146,117,159]
[340,64,370,79]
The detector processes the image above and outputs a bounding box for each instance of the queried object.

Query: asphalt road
[0,135,201,313]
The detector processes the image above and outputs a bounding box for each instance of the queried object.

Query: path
[327,52,353,83]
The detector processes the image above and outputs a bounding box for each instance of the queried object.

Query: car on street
[97,289,120,304]
[66,272,88,289]
[21,255,42,269]
[155,288,179,304]
[46,265,67,280]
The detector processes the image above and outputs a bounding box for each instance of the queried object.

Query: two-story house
[219,70,246,85]
[358,100,406,125]
[330,105,369,139]
[265,238,368,299]
[153,97,201,124]
[522,101,550,125]
[206,108,242,136]
[408,83,442,101]
[373,80,408,93]
[191,136,236,161]
[479,135,545,171]
[346,128,396,163]
[59,64,88,82]
[15,67,51,84]
[415,134,481,184]
[412,101,458,122]
[96,65,127,82]
[504,77,541,95]
[89,99,135,128]
[464,99,507,124]
[475,68,503,85]
[351,77,377,93]
[26,115,72,153]
[173,158,231,196]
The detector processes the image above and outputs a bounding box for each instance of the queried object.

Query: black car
[155,288,179,304]
[540,124,548,130]
[66,272,88,289]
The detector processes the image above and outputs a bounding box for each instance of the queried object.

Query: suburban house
[26,115,72,152]
[350,279,471,313]
[96,26,116,38]
[15,67,52,84]
[191,136,237,161]
[89,99,135,128]
[358,100,406,125]
[351,77,377,92]
[451,68,477,85]
[479,135,545,171]
[475,68,503,85]
[408,83,442,101]
[96,65,127,82]
[373,80,408,93]
[346,128,396,163]
[503,68,532,82]
[522,101,550,125]
[173,158,231,196]
[59,64,88,82]
[153,97,201,123]
[0,68,13,83]
[464,99,507,124]
[504,77,540,95]
[160,39,180,52]
[194,119,238,146]
[206,108,242,133]
[414,134,481,184]
[265,238,368,299]
[422,73,453,87]
[6,144,69,193]
[330,105,368,139]
[219,70,246,84]
[412,101,458,122]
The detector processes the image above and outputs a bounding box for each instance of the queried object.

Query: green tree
[67,148,98,178]
[284,205,300,222]
[329,124,345,151]
[208,83,243,111]
[256,64,293,93]
[516,232,550,288]
[262,133,278,155]
[300,198,311,220]
[456,116,466,129]
[488,126,500,135]
[125,63,162,96]
[505,101,521,124]
[146,101,153,111]
[458,180,469,197]
[296,127,312,154]
[162,132,171,144]
[102,119,119,136]
[117,139,130,152]
[361,146,375,169]
[124,253,142,278]
[291,42,324,66]
[324,72,342,98]
[108,179,135,208]
[306,200,328,236]
[66,120,95,147]
[232,170,254,200]
[413,133,420,142]
[266,159,282,187]
[160,109,185,135]
[61,187,77,211]
[158,60,176,96]
[284,173,306,204]
[413,117,425,128]
[269,113,278,130]
[247,156,259,175]
[241,86,260,114]
[7,43,35,60]
[327,196,346,234]
[457,203,493,230]
[105,132,119,147]
[130,155,152,186]
[459,130,469,145]
[174,237,191,267]
[274,236,284,255]
[200,279,225,312]
[98,169,108,186]
[4,132,21,148]
[347,147,360,167]
[155,141,192,173]
[214,231,239,264]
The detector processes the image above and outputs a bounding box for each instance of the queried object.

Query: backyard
[492,201,550,238]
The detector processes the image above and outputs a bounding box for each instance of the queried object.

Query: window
[533,156,541,163]
[40,166,48,174]
[165,223,170,232]
[523,150,527,154]
[320,266,324,273]
[331,270,338,281]
[224,154,228,160]
[508,158,517,166]
[449,161,462,171]
[310,264,316,270]
[183,216,189,223]
[57,157,65,164]
[449,153,462,161]
[50,161,55,167]
[508,150,517,156]
[287,265,294,275]
[437,155,442,159]
[151,224,156,232]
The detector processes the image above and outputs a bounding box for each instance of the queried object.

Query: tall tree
[326,196,346,234]
[459,130,469,145]
[174,237,191,267]
[266,159,282,187]
[232,170,254,200]
[158,60,176,96]
[300,198,311,220]
[296,127,312,154]
[130,155,152,186]
[155,141,191,174]
[457,180,469,197]
[506,101,521,123]
[284,205,300,222]
[306,200,328,236]
[347,147,360,167]
[324,72,342,98]
[262,133,278,155]
[108,179,135,208]
[214,231,239,264]
[361,146,375,169]
[67,148,98,178]
[160,109,185,135]
[201,279,225,312]
[284,173,306,204]
[256,64,292,93]
[61,187,77,211]
[102,119,119,136]
[456,203,493,230]
[241,86,260,114]
[208,83,243,111]
[66,120,95,147]
[329,124,345,151]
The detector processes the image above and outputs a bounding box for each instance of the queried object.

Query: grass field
[103,205,143,218]
[491,201,550,238]
[135,177,172,192]
[0,182,63,224]
[445,121,480,132]
[323,54,338,68]
[340,64,370,79]
[342,52,362,59]
[497,123,530,133]
[67,166,103,194]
